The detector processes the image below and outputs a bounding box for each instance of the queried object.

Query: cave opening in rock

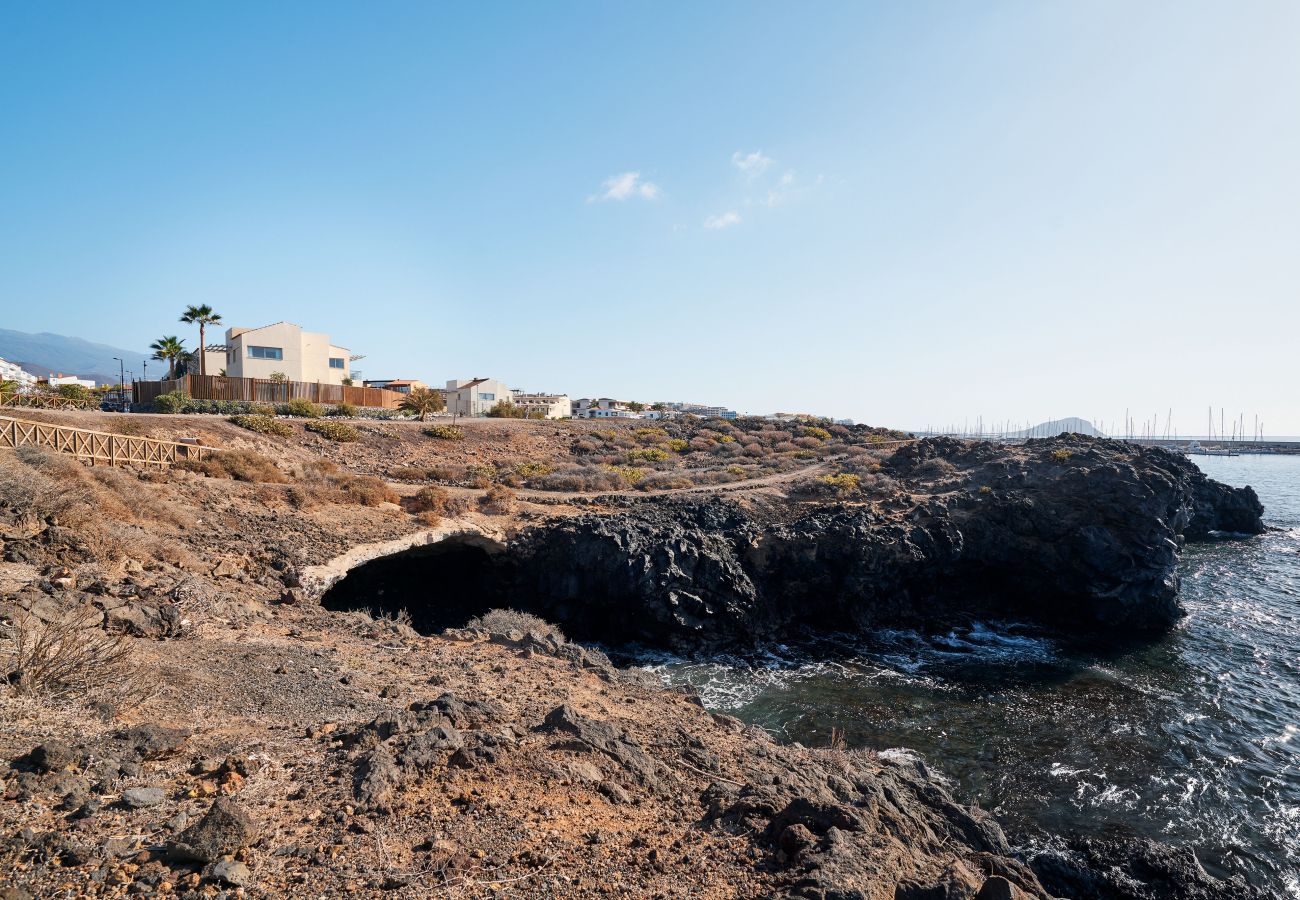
[319,536,522,635]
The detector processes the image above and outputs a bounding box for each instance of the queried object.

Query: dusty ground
[0,412,1038,900]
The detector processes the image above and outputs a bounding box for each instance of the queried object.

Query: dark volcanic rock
[497,435,1263,651]
[170,797,258,863]
[1030,832,1270,900]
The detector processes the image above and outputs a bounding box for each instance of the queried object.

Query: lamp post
[113,357,124,398]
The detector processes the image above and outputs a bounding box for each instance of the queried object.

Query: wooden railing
[134,375,403,410]
[0,392,99,411]
[0,416,215,468]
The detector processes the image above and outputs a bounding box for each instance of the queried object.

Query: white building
[444,378,513,417]
[0,357,39,390]
[511,392,572,419]
[654,401,738,419]
[573,398,643,419]
[48,374,97,389]
[205,322,354,385]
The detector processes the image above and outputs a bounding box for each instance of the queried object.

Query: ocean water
[644,454,1300,897]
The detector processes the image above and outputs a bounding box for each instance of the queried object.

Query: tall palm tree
[399,387,445,421]
[179,304,222,376]
[150,336,187,380]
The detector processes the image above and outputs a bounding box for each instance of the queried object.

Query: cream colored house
[207,322,353,385]
[444,378,512,417]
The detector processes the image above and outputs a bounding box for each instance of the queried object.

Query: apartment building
[572,398,642,419]
[0,357,39,390]
[205,322,354,385]
[511,392,572,419]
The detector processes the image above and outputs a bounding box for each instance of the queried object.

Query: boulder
[170,798,258,864]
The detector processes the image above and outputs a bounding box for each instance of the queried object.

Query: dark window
[329,357,345,369]
[479,392,495,401]
[248,346,283,360]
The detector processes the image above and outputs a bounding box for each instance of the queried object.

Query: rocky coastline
[0,423,1271,898]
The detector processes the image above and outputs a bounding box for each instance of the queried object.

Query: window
[329,357,345,369]
[248,346,283,360]
[479,392,495,401]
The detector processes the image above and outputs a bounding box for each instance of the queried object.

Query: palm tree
[399,387,445,421]
[179,304,222,377]
[150,336,186,380]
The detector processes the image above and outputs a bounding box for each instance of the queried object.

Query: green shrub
[601,464,645,485]
[1050,449,1072,463]
[229,414,293,437]
[485,400,526,418]
[151,391,187,414]
[515,461,554,478]
[279,398,323,418]
[329,402,358,418]
[466,463,497,482]
[666,438,689,453]
[0,380,19,396]
[249,403,276,416]
[801,426,832,442]
[634,427,667,439]
[819,473,861,493]
[725,465,747,477]
[423,424,464,441]
[55,383,92,401]
[978,485,993,495]
[305,420,359,442]
[627,447,669,463]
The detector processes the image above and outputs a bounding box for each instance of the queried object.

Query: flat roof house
[207,322,354,386]
[364,379,427,395]
[444,378,512,417]
[511,392,572,419]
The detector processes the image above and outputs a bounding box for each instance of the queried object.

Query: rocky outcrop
[493,436,1263,652]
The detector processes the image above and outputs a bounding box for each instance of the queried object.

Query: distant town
[0,318,853,424]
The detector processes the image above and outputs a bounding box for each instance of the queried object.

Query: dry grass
[465,609,566,643]
[479,484,517,514]
[176,449,288,483]
[2,606,137,702]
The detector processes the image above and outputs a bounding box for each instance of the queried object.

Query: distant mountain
[1007,417,1104,439]
[0,328,151,386]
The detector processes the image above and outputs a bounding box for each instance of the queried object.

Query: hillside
[0,328,150,384]
[1006,416,1103,438]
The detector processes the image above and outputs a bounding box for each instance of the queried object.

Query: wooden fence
[0,416,216,468]
[134,375,403,410]
[0,392,99,411]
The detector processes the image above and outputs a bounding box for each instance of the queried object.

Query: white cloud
[763,169,797,206]
[704,211,741,229]
[592,171,660,202]
[732,150,773,179]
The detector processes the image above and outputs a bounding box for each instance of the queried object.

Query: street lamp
[113,357,124,395]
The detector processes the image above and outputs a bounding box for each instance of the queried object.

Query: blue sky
[3,2,1298,434]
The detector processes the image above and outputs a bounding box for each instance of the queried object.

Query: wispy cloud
[591,171,660,202]
[704,211,741,230]
[762,170,796,206]
[732,150,773,179]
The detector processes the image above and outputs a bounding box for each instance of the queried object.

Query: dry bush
[465,609,565,642]
[639,473,694,491]
[408,485,449,516]
[2,606,139,703]
[336,475,400,507]
[915,458,958,479]
[176,449,288,483]
[390,465,436,482]
[111,418,149,436]
[530,465,623,492]
[479,484,517,514]
[301,459,341,478]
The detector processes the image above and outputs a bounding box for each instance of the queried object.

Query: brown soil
[0,411,1037,899]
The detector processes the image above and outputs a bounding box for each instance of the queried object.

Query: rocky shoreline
[328,435,1265,653]
[0,428,1271,898]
